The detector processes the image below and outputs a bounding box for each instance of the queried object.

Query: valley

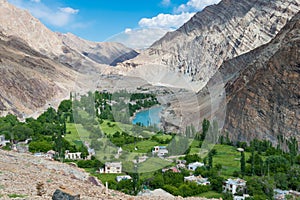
[0,0,299,199]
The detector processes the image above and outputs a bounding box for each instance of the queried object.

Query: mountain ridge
[121,0,300,89]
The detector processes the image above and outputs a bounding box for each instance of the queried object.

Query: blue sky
[8,0,221,47]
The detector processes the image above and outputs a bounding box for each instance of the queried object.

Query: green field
[65,123,91,145]
[197,191,223,199]
[66,121,250,177]
[122,140,159,153]
[92,173,124,184]
[212,144,250,177]
[137,157,172,173]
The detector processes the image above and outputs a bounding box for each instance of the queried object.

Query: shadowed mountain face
[123,0,299,88]
[217,12,300,144]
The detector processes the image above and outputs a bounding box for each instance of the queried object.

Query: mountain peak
[126,0,300,91]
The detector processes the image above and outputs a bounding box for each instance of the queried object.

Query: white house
[184,175,210,186]
[223,178,247,194]
[234,194,250,200]
[133,156,149,164]
[99,162,122,174]
[46,150,56,160]
[188,162,204,171]
[116,175,132,182]
[0,135,9,147]
[152,146,168,157]
[65,150,82,160]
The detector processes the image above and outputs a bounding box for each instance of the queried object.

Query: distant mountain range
[0,0,138,117]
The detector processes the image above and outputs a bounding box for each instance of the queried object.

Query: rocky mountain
[57,33,138,66]
[0,0,139,117]
[122,0,300,89]
[218,11,300,144]
[0,31,85,118]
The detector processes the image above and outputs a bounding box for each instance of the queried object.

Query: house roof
[188,162,204,167]
[225,178,246,185]
[105,162,122,167]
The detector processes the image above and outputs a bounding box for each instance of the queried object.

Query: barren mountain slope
[0,32,88,118]
[219,11,300,144]
[122,0,300,89]
[0,150,213,200]
[0,0,141,117]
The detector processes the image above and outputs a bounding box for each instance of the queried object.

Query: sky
[8,0,221,48]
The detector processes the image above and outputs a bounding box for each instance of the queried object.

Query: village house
[0,135,10,147]
[184,175,210,186]
[187,162,204,171]
[152,146,168,157]
[99,162,122,174]
[46,150,56,160]
[176,160,187,169]
[133,155,149,164]
[223,178,247,194]
[64,150,82,160]
[274,189,300,200]
[116,175,132,182]
[33,150,56,160]
[234,194,250,200]
[162,166,181,173]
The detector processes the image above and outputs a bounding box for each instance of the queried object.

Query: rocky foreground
[0,150,213,200]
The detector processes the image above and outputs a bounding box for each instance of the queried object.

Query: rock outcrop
[219,11,300,144]
[123,0,300,89]
[52,189,80,200]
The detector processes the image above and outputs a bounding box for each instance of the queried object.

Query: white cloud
[176,0,221,12]
[161,0,171,6]
[59,7,79,14]
[106,28,169,49]
[138,12,195,29]
[8,0,79,27]
[124,28,132,33]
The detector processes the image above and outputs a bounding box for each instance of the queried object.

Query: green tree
[240,151,245,176]
[201,118,210,141]
[208,152,213,170]
[29,141,53,153]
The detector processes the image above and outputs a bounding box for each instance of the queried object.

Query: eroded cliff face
[124,0,299,88]
[220,12,300,143]
[0,32,85,118]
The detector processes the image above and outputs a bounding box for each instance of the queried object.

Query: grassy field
[66,120,250,177]
[92,173,125,184]
[65,123,91,145]
[154,134,172,140]
[197,191,223,198]
[212,144,250,177]
[188,142,251,177]
[122,140,159,153]
[137,157,172,173]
